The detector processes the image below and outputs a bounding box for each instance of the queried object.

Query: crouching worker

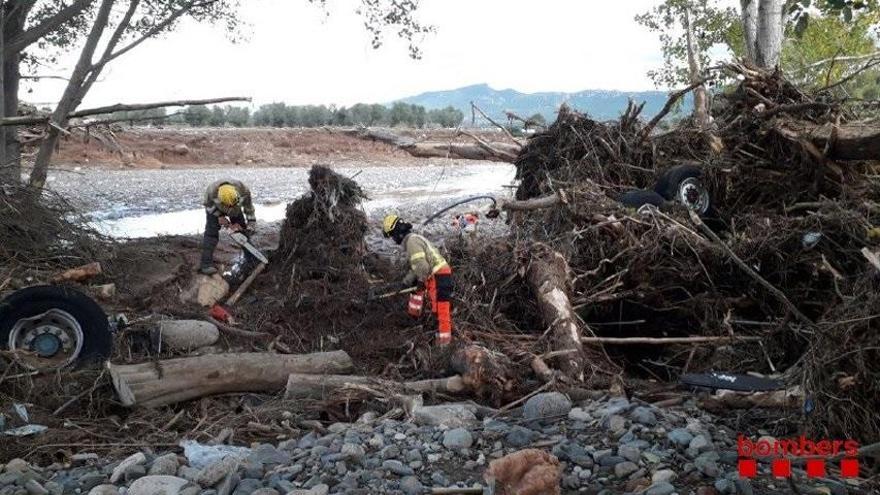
[382,214,453,346]
[200,179,256,275]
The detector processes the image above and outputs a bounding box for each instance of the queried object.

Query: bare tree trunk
[525,243,586,381]
[29,0,115,188]
[684,6,709,128]
[0,2,27,185]
[0,5,7,184]
[740,0,759,63]
[755,0,785,68]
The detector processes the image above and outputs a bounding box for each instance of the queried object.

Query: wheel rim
[7,309,84,370]
[676,177,710,215]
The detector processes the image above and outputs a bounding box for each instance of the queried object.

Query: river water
[45,164,518,238]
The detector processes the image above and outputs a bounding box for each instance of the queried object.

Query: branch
[81,0,142,95]
[456,129,518,161]
[98,0,218,67]
[470,101,523,147]
[796,50,880,72]
[0,97,250,126]
[582,335,762,345]
[637,79,707,145]
[689,210,815,329]
[497,191,565,211]
[5,0,94,55]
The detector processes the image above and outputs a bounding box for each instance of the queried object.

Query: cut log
[525,243,586,381]
[332,127,519,162]
[109,351,354,408]
[774,120,880,161]
[284,373,466,400]
[52,262,102,283]
[449,345,517,404]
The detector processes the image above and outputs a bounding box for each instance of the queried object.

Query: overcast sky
[24,0,740,109]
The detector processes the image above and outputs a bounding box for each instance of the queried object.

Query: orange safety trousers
[424,265,453,345]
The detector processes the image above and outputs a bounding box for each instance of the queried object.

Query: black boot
[200,234,219,274]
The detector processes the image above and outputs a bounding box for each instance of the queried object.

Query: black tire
[0,285,111,369]
[653,165,703,200]
[616,189,666,209]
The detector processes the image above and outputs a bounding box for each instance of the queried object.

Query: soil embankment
[38,127,509,169]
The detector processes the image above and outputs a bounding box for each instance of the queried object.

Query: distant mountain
[396,83,691,123]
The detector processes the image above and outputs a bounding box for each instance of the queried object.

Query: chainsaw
[226,230,269,265]
[366,281,419,302]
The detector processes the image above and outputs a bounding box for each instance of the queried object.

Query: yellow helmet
[218,184,240,207]
[382,214,400,237]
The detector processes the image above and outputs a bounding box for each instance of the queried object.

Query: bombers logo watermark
[737,435,860,479]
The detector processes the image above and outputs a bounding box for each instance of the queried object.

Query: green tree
[427,106,463,127]
[184,105,212,126]
[370,104,388,125]
[208,106,227,127]
[225,106,251,127]
[389,102,411,126]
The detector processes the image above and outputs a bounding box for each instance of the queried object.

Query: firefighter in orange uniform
[382,214,453,346]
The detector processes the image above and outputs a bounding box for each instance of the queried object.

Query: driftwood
[225,262,266,306]
[333,127,519,162]
[698,387,804,412]
[582,335,762,345]
[51,262,102,283]
[498,191,565,212]
[774,120,880,161]
[109,351,354,408]
[284,373,466,400]
[525,244,586,380]
[1,96,251,127]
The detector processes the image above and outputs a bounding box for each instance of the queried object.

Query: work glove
[403,272,418,288]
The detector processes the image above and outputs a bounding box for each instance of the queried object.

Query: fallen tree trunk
[332,127,519,162]
[581,335,763,345]
[284,373,466,400]
[525,243,586,380]
[51,262,102,283]
[774,120,880,161]
[109,351,354,408]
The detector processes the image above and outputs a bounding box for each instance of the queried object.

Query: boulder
[523,392,572,422]
[110,453,146,483]
[158,320,220,351]
[412,404,478,428]
[127,476,189,495]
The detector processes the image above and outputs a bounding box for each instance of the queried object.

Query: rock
[412,405,478,428]
[714,478,736,494]
[127,476,189,495]
[690,435,712,452]
[442,428,474,449]
[630,407,657,426]
[148,453,179,476]
[340,444,366,464]
[179,488,201,495]
[605,414,626,432]
[694,452,721,478]
[399,476,423,495]
[697,487,719,495]
[247,444,289,465]
[522,392,572,421]
[651,469,677,484]
[484,449,562,495]
[177,466,200,483]
[78,473,108,491]
[286,485,329,495]
[249,490,278,495]
[504,426,536,448]
[380,445,401,459]
[382,460,414,477]
[198,457,239,487]
[24,480,48,495]
[645,482,676,495]
[568,407,591,422]
[232,479,263,495]
[667,428,694,447]
[123,465,147,483]
[110,453,146,483]
[72,453,100,465]
[216,472,239,495]
[4,459,29,474]
[614,462,639,478]
[173,144,190,155]
[158,320,220,351]
[618,444,641,463]
[598,455,626,467]
[180,274,229,307]
[87,485,119,495]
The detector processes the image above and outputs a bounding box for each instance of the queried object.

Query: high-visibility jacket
[402,233,448,284]
[203,179,256,222]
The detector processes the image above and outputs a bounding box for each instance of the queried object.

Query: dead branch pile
[0,185,112,279]
[454,63,880,440]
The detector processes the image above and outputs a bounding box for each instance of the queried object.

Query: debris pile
[477,63,880,441]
